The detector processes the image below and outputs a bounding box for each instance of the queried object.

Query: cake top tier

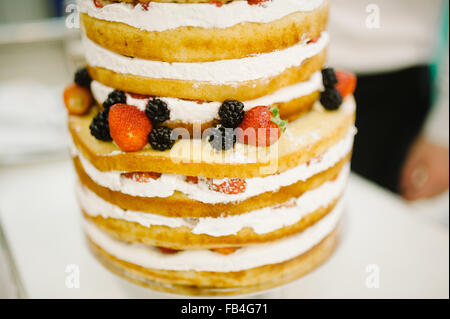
[79,0,325,32]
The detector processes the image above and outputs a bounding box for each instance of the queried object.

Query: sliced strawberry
[186,176,199,184]
[128,92,151,100]
[207,178,246,195]
[307,35,320,44]
[237,106,286,146]
[63,83,92,115]
[93,0,103,8]
[211,247,239,255]
[108,104,152,152]
[122,172,161,183]
[158,247,180,254]
[335,70,357,98]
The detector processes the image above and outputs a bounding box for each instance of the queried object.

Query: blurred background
[0,0,82,165]
[0,0,448,298]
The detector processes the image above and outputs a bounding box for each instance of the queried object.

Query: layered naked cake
[64,0,357,295]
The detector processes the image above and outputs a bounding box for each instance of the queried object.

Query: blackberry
[208,125,236,151]
[89,110,112,141]
[145,99,170,124]
[103,90,126,111]
[74,67,92,88]
[218,100,245,128]
[320,88,343,111]
[322,68,338,88]
[148,126,175,151]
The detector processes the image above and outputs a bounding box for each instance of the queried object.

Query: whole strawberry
[108,104,152,152]
[237,106,286,146]
[335,70,357,98]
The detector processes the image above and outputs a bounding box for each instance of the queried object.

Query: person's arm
[400,48,449,200]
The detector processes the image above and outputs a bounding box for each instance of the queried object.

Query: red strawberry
[237,106,286,146]
[335,70,357,98]
[211,247,239,255]
[93,0,103,8]
[63,83,92,115]
[108,104,152,152]
[307,35,320,44]
[207,178,246,195]
[128,92,151,100]
[186,176,199,184]
[122,172,161,183]
[158,247,180,254]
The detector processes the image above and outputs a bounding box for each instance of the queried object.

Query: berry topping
[122,172,162,183]
[208,125,236,151]
[158,247,180,254]
[320,88,343,111]
[186,176,199,184]
[335,70,357,98]
[145,98,170,124]
[108,104,152,152]
[63,84,93,116]
[321,68,338,88]
[89,110,112,142]
[237,106,286,146]
[74,67,92,88]
[103,90,126,112]
[211,247,240,255]
[207,178,247,195]
[148,126,175,151]
[218,100,245,128]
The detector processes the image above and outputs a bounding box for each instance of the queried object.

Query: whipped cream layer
[78,0,325,32]
[83,198,343,272]
[90,72,323,123]
[83,32,328,83]
[78,164,348,236]
[71,127,355,204]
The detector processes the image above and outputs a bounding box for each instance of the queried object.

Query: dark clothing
[351,66,433,193]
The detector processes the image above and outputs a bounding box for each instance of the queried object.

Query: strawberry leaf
[270,106,287,132]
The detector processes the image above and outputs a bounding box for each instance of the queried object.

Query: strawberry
[186,176,199,184]
[207,178,246,195]
[122,172,161,183]
[63,83,92,115]
[307,35,320,44]
[93,0,103,8]
[108,104,152,152]
[237,106,286,146]
[128,92,151,100]
[335,70,357,98]
[211,247,239,255]
[158,247,180,254]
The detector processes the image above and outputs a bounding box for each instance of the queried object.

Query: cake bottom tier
[83,202,343,296]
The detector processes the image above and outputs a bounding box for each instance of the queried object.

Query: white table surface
[0,155,448,299]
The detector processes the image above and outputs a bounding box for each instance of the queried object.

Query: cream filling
[78,164,348,237]
[83,32,329,83]
[71,127,355,204]
[78,0,325,32]
[90,71,323,123]
[83,198,343,272]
